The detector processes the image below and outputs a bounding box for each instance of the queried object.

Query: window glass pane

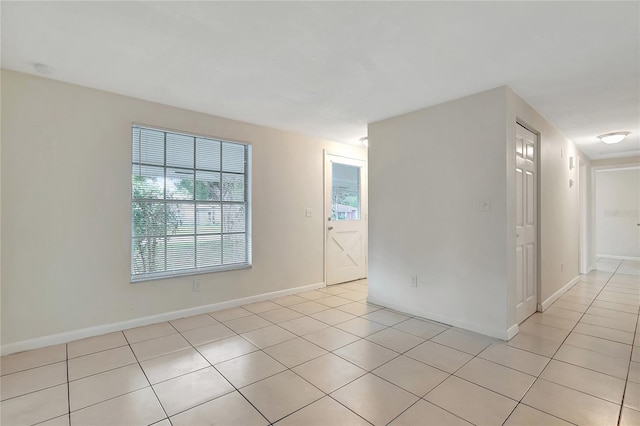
[166,133,194,169]
[197,235,222,268]
[222,142,245,173]
[332,163,360,221]
[195,170,221,201]
[221,173,245,201]
[196,138,221,171]
[223,234,246,264]
[132,237,166,274]
[166,168,194,200]
[167,203,194,235]
[132,202,166,237]
[166,236,195,271]
[196,204,221,234]
[132,165,164,199]
[222,204,246,233]
[134,127,165,166]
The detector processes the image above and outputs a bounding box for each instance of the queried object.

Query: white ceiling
[2,1,638,159]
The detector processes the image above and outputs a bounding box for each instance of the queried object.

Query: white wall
[368,87,510,339]
[1,70,366,347]
[595,168,640,259]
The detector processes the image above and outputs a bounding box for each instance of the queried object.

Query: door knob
[328,226,334,230]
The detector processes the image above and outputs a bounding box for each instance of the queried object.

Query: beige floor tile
[554,344,629,379]
[540,359,625,404]
[366,328,424,353]
[223,315,272,334]
[405,341,473,373]
[270,294,308,307]
[332,373,418,426]
[478,343,550,376]
[298,290,330,300]
[69,364,148,411]
[37,414,70,426]
[302,327,361,351]
[123,323,176,344]
[153,367,234,416]
[263,338,327,368]
[293,353,366,393]
[320,286,350,295]
[170,391,268,426]
[552,301,589,313]
[197,335,258,364]
[581,313,637,332]
[276,396,369,426]
[316,295,352,308]
[336,301,382,316]
[309,308,357,325]
[0,384,68,426]
[214,351,286,388]
[68,332,127,358]
[629,361,640,384]
[68,345,136,381]
[363,309,410,326]
[633,345,640,362]
[620,407,640,426]
[527,313,577,330]
[573,322,635,344]
[558,294,594,305]
[454,357,535,400]
[334,339,398,371]
[258,307,303,323]
[597,293,640,306]
[140,348,209,384]
[425,376,517,425]
[336,317,387,338]
[373,355,449,397]
[587,306,638,321]
[170,313,218,332]
[522,379,620,425]
[70,387,165,426]
[1,344,66,376]
[130,333,190,361]
[389,400,472,426]
[338,291,368,301]
[209,306,252,322]
[392,318,448,339]
[240,325,296,349]
[591,300,639,314]
[519,322,570,343]
[564,332,632,359]
[431,328,495,355]
[181,323,235,346]
[506,332,561,357]
[624,381,640,411]
[279,317,328,336]
[240,370,324,423]
[504,403,572,426]
[0,361,67,401]
[243,300,281,314]
[289,301,331,315]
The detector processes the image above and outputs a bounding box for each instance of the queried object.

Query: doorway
[515,124,538,323]
[324,153,367,285]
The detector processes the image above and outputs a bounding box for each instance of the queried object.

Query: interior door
[325,154,367,285]
[516,124,538,323]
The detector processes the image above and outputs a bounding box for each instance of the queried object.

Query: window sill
[131,263,252,283]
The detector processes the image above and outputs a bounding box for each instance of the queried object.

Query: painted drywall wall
[506,88,581,315]
[579,153,594,273]
[595,168,640,259]
[368,87,510,338]
[1,70,366,345]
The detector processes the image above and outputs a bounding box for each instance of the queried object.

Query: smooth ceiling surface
[2,1,638,159]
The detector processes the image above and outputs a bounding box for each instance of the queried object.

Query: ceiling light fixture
[360,137,369,148]
[597,132,629,144]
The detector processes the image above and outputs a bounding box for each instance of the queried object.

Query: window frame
[130,123,252,283]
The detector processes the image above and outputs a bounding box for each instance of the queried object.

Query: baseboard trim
[506,324,519,341]
[540,275,581,312]
[596,254,640,261]
[1,282,325,356]
[366,296,513,341]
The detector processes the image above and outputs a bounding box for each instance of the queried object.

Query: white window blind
[131,125,251,282]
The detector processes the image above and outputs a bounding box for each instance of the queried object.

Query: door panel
[516,124,538,323]
[325,155,367,285]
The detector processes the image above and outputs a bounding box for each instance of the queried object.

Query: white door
[516,124,538,323]
[325,154,367,285]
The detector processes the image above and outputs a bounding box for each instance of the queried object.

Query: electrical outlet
[193,280,202,292]
[305,208,312,217]
[410,275,418,287]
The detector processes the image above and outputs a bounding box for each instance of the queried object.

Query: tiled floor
[1,260,639,426]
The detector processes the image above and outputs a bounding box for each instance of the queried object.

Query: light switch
[305,208,312,217]
[479,197,491,212]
